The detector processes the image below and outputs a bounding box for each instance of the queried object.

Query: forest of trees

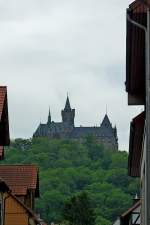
[2,137,139,225]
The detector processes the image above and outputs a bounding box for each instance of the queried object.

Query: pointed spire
[47,107,51,125]
[100,114,112,128]
[64,94,71,111]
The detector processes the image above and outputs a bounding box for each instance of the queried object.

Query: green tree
[63,192,95,225]
[2,138,140,224]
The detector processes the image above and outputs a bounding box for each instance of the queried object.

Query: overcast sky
[0,0,142,150]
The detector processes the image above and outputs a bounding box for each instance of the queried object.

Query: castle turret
[47,108,51,126]
[100,114,118,150]
[61,96,75,126]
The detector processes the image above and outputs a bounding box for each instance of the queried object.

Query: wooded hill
[1,137,139,225]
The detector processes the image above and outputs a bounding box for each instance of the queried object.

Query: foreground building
[33,96,118,150]
[112,200,141,225]
[120,200,141,225]
[126,0,150,224]
[0,178,41,225]
[0,85,45,224]
[0,165,39,210]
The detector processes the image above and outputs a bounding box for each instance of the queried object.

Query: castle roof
[100,114,112,129]
[71,126,115,138]
[34,123,48,137]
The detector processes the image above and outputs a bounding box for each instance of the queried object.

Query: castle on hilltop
[33,96,118,150]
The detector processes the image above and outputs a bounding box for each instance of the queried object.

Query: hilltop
[2,137,139,225]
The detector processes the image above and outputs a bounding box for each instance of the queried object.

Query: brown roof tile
[0,165,39,196]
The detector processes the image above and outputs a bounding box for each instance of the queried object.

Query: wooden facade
[4,193,39,225]
[0,179,40,225]
[4,193,29,225]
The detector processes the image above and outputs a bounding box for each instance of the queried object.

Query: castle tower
[61,96,75,126]
[47,108,51,126]
[100,114,118,150]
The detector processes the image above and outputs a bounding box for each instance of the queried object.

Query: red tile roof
[0,165,39,196]
[0,86,7,120]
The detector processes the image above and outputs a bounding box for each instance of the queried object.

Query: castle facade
[33,96,118,150]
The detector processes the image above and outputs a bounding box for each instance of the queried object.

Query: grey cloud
[0,0,138,150]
